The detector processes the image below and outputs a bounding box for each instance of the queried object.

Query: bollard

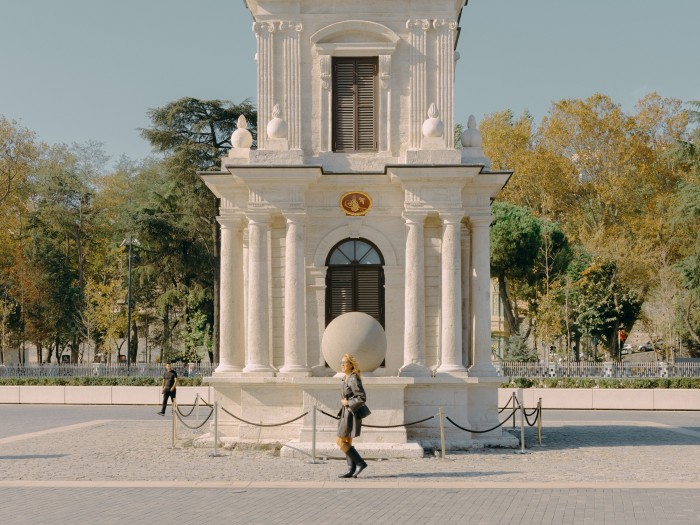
[171,399,178,449]
[195,394,200,425]
[208,401,223,457]
[515,390,527,454]
[310,405,317,464]
[512,392,517,430]
[437,407,446,460]
[537,397,543,445]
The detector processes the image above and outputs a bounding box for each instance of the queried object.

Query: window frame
[332,57,378,152]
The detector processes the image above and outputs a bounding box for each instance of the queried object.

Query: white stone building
[200,0,514,455]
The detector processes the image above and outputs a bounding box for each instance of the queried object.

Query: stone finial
[266,104,288,139]
[231,115,253,149]
[460,114,490,168]
[421,103,444,138]
[460,114,482,148]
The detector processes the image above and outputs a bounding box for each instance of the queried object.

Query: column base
[468,363,499,377]
[212,364,243,377]
[242,364,276,377]
[278,366,312,377]
[435,364,468,377]
[398,362,431,377]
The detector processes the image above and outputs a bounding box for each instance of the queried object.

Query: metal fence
[496,361,700,379]
[0,363,216,379]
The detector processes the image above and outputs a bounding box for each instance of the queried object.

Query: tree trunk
[129,320,139,364]
[498,274,519,336]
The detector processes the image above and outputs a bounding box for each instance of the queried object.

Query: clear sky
[1,0,698,165]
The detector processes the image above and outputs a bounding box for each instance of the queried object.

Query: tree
[140,97,256,363]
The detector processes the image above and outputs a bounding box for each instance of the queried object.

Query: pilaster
[433,19,457,149]
[280,20,303,150]
[253,21,276,151]
[406,18,430,150]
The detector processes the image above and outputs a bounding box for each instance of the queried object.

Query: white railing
[0,363,216,378]
[496,361,700,379]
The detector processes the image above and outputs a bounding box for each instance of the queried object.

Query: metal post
[512,392,517,430]
[311,406,317,463]
[438,407,446,460]
[516,389,527,454]
[208,401,222,457]
[126,236,133,373]
[537,397,543,445]
[171,399,177,449]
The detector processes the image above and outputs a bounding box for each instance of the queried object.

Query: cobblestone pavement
[1,405,699,524]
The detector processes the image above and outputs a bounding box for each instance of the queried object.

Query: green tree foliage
[483,93,694,360]
[140,97,256,363]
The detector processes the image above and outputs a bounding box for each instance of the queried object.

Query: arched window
[325,238,385,327]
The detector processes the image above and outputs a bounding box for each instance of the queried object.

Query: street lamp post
[121,236,140,373]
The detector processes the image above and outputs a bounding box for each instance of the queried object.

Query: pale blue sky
[1,0,698,164]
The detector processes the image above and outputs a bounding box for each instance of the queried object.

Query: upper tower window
[332,57,378,152]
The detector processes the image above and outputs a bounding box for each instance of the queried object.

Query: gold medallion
[339,191,373,216]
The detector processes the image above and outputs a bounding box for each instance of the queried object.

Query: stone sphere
[322,312,386,373]
[422,117,444,138]
[266,117,288,139]
[231,128,253,149]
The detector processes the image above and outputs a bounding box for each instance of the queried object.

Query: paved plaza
[1,405,700,524]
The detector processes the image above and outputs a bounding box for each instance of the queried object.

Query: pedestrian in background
[158,363,178,416]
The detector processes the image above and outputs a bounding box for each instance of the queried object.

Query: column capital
[246,210,271,224]
[283,210,306,223]
[440,211,464,224]
[468,214,493,228]
[217,214,244,229]
[402,210,428,223]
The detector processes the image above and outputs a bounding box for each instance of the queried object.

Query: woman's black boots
[338,454,356,478]
[347,447,367,478]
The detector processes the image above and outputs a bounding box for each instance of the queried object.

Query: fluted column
[253,21,275,150]
[434,19,457,149]
[460,221,472,369]
[243,212,275,375]
[399,211,430,377]
[216,216,244,375]
[279,212,310,375]
[437,212,467,375]
[406,18,430,150]
[469,215,498,376]
[280,20,302,150]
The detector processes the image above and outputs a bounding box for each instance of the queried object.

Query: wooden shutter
[328,267,355,321]
[355,267,384,325]
[332,57,377,152]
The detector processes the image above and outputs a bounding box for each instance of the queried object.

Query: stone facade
[200,0,514,453]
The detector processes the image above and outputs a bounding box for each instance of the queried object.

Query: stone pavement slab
[1,406,700,524]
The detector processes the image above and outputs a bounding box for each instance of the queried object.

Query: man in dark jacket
[157,363,178,415]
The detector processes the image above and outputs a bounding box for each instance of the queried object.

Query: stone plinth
[205,376,517,456]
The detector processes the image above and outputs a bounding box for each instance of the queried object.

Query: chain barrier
[219,405,309,427]
[175,395,200,418]
[317,408,435,428]
[175,405,214,430]
[498,392,517,413]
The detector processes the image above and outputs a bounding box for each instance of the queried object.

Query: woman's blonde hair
[342,353,361,378]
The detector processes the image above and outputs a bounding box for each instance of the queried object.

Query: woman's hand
[341,399,348,407]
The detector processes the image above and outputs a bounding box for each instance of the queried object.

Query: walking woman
[337,353,368,478]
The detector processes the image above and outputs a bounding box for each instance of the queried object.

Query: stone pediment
[311,20,400,45]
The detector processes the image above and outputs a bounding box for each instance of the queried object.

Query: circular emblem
[339,191,372,216]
